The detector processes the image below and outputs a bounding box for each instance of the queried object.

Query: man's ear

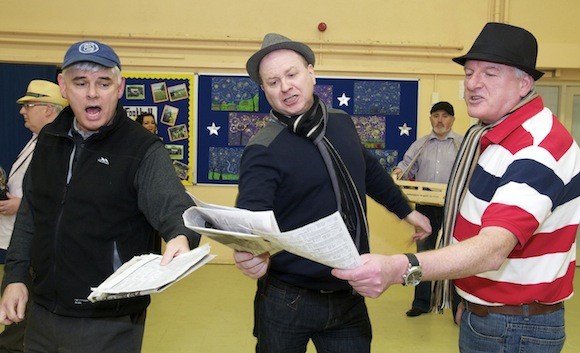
[57,73,67,99]
[519,73,534,97]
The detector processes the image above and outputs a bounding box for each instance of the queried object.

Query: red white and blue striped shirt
[454,96,580,306]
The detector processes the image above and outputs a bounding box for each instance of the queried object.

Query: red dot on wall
[318,22,327,32]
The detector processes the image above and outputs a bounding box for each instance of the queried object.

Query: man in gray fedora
[233,33,431,353]
[333,22,580,353]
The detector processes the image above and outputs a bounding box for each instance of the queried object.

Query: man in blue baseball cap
[0,40,200,353]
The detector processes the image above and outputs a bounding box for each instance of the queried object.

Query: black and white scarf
[272,95,368,250]
[432,90,539,312]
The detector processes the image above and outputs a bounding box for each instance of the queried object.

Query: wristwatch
[402,253,422,286]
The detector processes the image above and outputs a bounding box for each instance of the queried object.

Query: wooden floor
[1,263,578,352]
[142,263,580,353]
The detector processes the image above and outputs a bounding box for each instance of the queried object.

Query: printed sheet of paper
[183,197,361,269]
[260,211,361,270]
[88,243,215,302]
[190,226,283,256]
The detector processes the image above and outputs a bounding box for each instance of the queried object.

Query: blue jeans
[254,275,372,353]
[459,305,566,353]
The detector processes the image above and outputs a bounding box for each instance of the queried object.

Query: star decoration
[398,123,412,136]
[337,93,351,107]
[207,122,221,136]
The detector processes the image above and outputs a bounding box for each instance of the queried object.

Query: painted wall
[1,0,579,262]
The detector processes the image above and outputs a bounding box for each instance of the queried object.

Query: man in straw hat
[0,40,199,353]
[233,32,431,352]
[0,80,67,353]
[333,22,580,353]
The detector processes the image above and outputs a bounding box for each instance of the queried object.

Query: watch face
[405,268,422,286]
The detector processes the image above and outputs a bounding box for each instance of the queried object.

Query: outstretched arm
[332,226,517,298]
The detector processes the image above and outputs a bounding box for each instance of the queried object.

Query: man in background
[333,22,579,353]
[0,40,199,353]
[233,33,431,353]
[392,101,463,317]
[0,80,67,353]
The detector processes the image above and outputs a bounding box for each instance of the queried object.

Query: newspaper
[183,194,361,270]
[88,243,215,302]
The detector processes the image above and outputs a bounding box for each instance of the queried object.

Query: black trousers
[25,302,146,353]
[412,204,461,315]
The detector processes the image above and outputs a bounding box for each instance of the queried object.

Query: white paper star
[207,122,221,136]
[337,93,351,107]
[398,123,412,136]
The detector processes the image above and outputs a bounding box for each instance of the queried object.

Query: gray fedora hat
[453,22,544,81]
[246,33,315,84]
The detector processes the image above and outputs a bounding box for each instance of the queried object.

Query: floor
[1,263,578,352]
[141,263,580,353]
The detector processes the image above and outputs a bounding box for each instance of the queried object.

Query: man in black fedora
[233,32,431,353]
[333,22,580,353]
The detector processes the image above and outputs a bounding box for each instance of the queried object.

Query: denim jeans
[254,275,372,353]
[459,305,566,353]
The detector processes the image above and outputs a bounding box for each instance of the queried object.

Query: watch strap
[404,253,420,267]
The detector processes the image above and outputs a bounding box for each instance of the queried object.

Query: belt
[465,301,563,317]
[265,275,351,295]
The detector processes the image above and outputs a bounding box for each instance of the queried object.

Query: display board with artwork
[121,72,194,184]
[196,74,418,185]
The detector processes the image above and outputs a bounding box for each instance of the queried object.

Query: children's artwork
[210,77,258,111]
[120,73,194,184]
[196,74,418,185]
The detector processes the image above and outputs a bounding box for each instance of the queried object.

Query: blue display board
[120,72,195,184]
[196,74,418,185]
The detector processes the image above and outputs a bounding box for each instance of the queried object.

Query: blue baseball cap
[62,40,121,70]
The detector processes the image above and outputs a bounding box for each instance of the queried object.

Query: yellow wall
[2,0,580,262]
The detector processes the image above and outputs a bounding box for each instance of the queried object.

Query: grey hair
[62,62,122,84]
[514,67,535,89]
[48,103,64,115]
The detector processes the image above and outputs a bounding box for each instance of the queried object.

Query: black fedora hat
[453,22,544,81]
[246,33,315,84]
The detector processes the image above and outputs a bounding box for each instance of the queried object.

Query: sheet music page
[184,206,280,234]
[88,244,214,302]
[259,211,361,270]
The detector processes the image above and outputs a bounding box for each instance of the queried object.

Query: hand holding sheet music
[88,243,215,302]
[183,194,361,269]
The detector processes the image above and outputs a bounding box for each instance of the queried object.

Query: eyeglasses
[21,103,49,109]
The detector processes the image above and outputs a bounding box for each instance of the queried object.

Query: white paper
[88,243,215,302]
[183,198,361,269]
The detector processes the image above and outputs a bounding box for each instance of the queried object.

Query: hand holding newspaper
[183,194,361,270]
[88,243,215,302]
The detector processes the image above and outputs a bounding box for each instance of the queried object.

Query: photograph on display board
[196,74,418,185]
[168,124,188,142]
[151,82,169,103]
[125,84,145,100]
[169,83,189,102]
[161,105,179,126]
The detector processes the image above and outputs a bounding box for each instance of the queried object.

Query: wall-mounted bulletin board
[120,72,195,184]
[196,74,419,185]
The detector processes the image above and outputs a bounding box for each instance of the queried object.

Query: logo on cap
[78,42,100,54]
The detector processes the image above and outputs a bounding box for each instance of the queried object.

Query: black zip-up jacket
[3,105,199,318]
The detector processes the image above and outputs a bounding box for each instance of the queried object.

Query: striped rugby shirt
[454,96,580,306]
